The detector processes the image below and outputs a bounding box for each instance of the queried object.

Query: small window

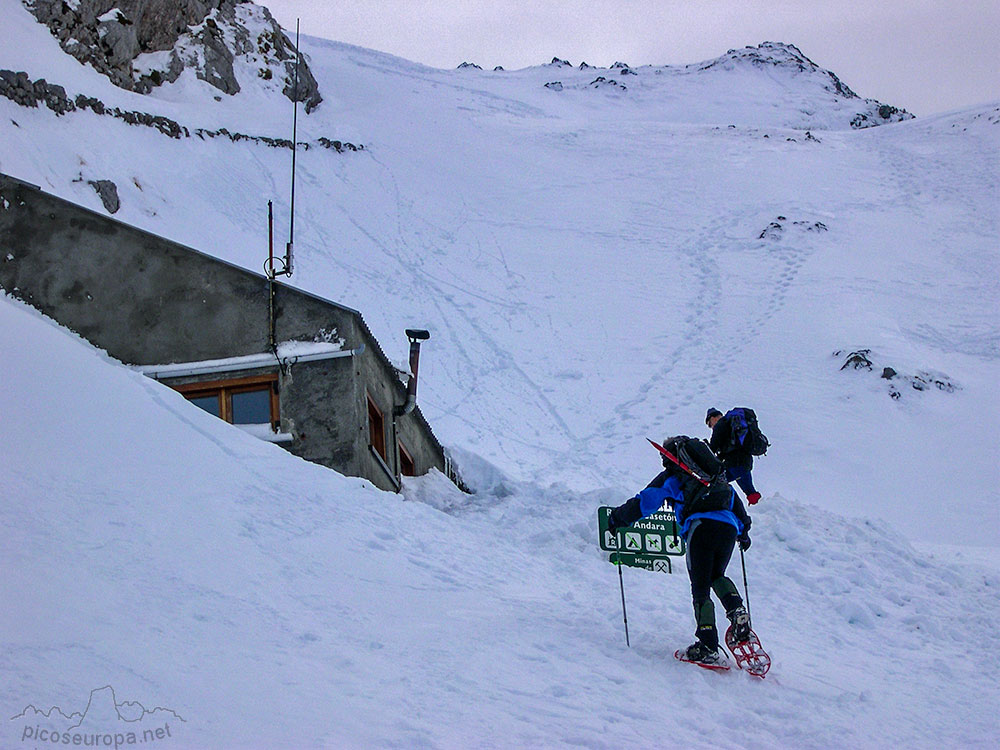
[367,394,386,460]
[399,441,415,477]
[174,374,279,429]
[231,387,272,424]
[187,393,222,418]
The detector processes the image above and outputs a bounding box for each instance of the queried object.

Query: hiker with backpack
[706,407,769,505]
[607,436,752,667]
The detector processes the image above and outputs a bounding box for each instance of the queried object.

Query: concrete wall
[0,172,456,493]
[281,356,364,479]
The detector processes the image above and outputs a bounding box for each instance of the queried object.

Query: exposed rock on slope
[700,42,860,99]
[698,42,913,128]
[524,42,911,129]
[834,348,958,400]
[23,0,321,111]
[0,68,362,151]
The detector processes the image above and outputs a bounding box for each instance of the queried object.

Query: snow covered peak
[484,40,911,130]
[706,41,853,94]
[683,41,914,128]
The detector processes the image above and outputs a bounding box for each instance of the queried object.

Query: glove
[737,534,751,552]
[747,492,762,505]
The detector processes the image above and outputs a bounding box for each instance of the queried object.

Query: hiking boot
[682,641,721,665]
[727,605,751,642]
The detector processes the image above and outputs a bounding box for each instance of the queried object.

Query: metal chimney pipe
[395,329,430,416]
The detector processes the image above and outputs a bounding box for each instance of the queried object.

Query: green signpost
[597,506,685,574]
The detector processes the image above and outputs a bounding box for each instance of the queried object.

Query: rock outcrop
[834,349,958,400]
[88,179,120,213]
[1,68,360,149]
[23,0,321,111]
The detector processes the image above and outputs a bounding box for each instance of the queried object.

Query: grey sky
[263,0,998,116]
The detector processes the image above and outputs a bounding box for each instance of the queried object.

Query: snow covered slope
[4,4,994,542]
[3,291,999,748]
[3,0,1000,746]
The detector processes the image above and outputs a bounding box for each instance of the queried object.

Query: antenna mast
[285,17,301,277]
[264,19,303,354]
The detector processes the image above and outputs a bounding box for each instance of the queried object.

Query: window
[231,388,272,424]
[399,441,415,477]
[174,374,279,429]
[186,393,221,418]
[367,394,386,460]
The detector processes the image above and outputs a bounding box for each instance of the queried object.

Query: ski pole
[616,532,630,648]
[739,545,751,620]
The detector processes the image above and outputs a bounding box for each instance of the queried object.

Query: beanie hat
[706,408,723,424]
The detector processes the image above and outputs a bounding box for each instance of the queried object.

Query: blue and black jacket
[612,468,750,538]
[710,416,753,472]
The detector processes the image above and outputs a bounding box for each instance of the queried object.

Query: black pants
[686,519,743,649]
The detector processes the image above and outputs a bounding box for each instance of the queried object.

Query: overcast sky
[263,0,998,116]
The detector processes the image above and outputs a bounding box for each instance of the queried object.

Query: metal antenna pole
[286,18,301,276]
[267,200,274,274]
[267,201,277,351]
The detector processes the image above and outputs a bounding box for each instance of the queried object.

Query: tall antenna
[264,20,302,355]
[285,17,301,277]
[267,201,277,350]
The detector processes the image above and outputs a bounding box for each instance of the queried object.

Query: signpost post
[598,506,686,647]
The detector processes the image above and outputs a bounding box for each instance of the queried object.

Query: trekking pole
[615,532,630,648]
[739,545,751,620]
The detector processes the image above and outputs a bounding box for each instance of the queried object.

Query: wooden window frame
[174,374,279,429]
[399,441,416,477]
[367,393,387,461]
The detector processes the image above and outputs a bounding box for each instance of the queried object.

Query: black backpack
[662,436,733,520]
[724,407,770,456]
[665,435,725,480]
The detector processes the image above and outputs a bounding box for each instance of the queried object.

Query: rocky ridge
[22,0,321,111]
[0,68,361,148]
[526,42,914,129]
[688,42,913,128]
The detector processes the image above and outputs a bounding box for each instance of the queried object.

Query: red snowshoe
[674,642,731,672]
[725,625,771,677]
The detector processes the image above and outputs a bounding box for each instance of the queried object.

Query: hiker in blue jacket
[608,437,752,666]
[707,407,762,504]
